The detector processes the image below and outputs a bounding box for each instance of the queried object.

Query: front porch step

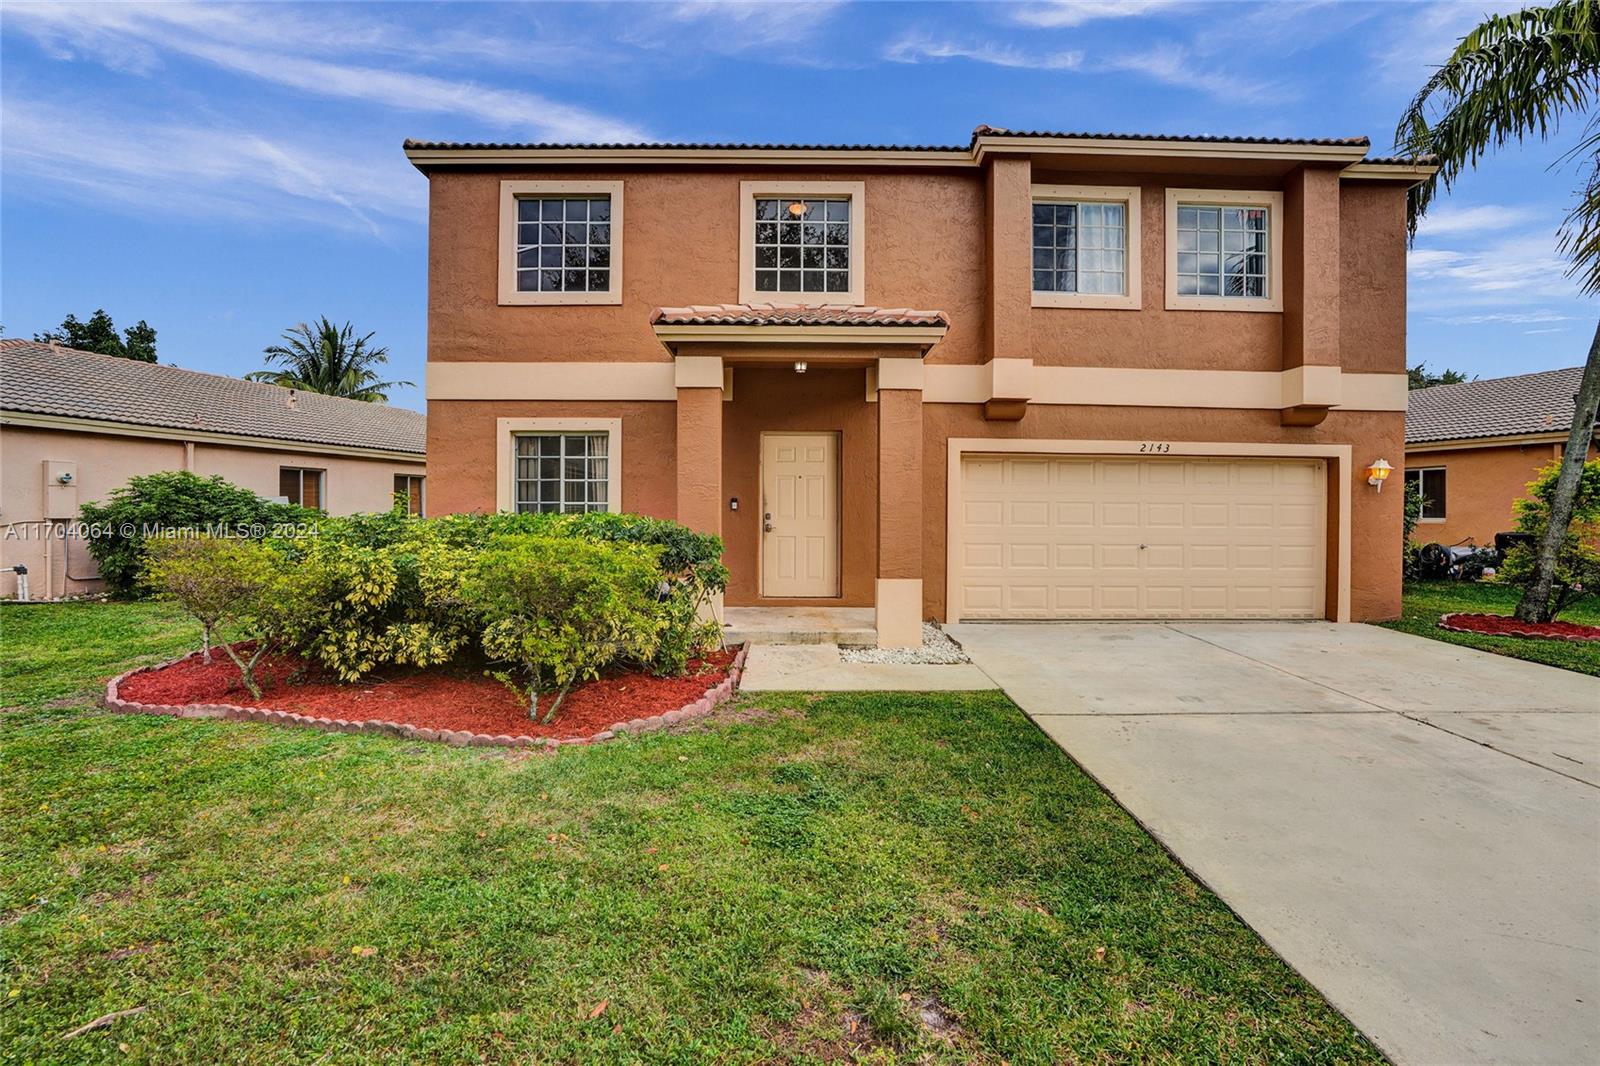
[723,606,877,646]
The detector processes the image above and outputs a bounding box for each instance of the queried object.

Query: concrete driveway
[946,621,1600,1066]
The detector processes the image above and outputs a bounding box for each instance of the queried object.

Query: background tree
[1407,362,1473,389]
[247,317,411,402]
[1396,0,1600,622]
[34,308,158,362]
[1497,459,1600,619]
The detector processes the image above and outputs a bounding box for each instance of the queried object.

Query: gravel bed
[840,623,970,664]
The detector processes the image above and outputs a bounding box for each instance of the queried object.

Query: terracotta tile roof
[405,128,1380,153]
[1406,366,1590,444]
[0,339,425,455]
[651,304,949,328]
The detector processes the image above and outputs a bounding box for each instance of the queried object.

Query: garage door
[956,455,1326,620]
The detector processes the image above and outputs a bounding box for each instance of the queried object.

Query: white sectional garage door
[956,455,1326,620]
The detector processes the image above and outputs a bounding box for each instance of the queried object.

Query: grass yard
[1380,580,1600,676]
[2,602,1379,1064]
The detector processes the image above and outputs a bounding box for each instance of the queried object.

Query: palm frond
[250,316,412,402]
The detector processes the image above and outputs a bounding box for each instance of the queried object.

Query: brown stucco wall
[0,422,425,599]
[1403,441,1597,548]
[1339,183,1409,374]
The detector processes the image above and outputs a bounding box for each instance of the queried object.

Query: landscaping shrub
[270,519,478,683]
[143,534,292,697]
[80,471,314,598]
[461,536,664,721]
[1402,480,1427,581]
[1499,458,1600,621]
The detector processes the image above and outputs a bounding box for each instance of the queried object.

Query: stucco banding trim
[103,644,751,749]
[427,362,1408,412]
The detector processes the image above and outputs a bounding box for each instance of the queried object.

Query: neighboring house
[0,339,427,599]
[407,126,1431,645]
[1405,366,1598,548]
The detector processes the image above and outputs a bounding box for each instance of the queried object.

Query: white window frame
[495,417,622,513]
[738,180,865,306]
[498,180,624,306]
[394,473,426,517]
[1031,184,1142,310]
[279,466,325,510]
[1405,466,1447,522]
[1164,188,1284,313]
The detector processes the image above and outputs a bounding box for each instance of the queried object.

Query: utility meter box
[44,460,79,520]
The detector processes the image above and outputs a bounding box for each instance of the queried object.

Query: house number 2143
[1139,442,1172,453]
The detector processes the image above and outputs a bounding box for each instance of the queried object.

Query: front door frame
[759,430,842,599]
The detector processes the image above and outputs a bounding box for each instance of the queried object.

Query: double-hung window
[498,181,623,305]
[1404,467,1447,521]
[1165,189,1283,312]
[513,433,611,513]
[739,181,865,305]
[1030,185,1141,309]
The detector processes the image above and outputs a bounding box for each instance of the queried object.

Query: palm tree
[1396,0,1600,622]
[247,317,412,403]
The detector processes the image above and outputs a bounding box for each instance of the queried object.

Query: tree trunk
[202,624,213,665]
[1515,321,1600,623]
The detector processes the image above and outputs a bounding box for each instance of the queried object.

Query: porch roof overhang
[650,304,949,360]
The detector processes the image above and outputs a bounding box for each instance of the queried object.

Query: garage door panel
[957,454,1325,620]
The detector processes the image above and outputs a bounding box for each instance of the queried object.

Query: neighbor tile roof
[651,304,949,328]
[1406,366,1588,444]
[0,339,425,455]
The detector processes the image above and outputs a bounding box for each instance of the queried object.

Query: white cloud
[1012,1,1184,29]
[1105,43,1280,104]
[0,96,422,237]
[1409,232,1583,305]
[1414,204,1546,238]
[3,1,650,140]
[1523,327,1569,335]
[884,33,1083,70]
[1431,311,1575,325]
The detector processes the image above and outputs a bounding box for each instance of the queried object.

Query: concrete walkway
[947,621,1600,1066]
[738,643,994,691]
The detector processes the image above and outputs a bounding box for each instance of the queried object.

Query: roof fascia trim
[2,410,426,462]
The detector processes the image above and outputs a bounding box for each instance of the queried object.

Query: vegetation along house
[1405,366,1600,549]
[0,339,427,599]
[407,126,1433,646]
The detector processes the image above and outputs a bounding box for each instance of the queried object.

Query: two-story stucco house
[406,126,1432,646]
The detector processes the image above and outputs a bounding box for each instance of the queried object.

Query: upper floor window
[498,181,623,306]
[739,181,865,306]
[1030,184,1141,310]
[1164,189,1283,312]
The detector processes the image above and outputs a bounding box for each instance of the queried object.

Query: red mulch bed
[118,648,738,739]
[1439,612,1600,643]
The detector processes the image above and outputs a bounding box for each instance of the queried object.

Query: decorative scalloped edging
[1438,612,1600,644]
[102,643,750,750]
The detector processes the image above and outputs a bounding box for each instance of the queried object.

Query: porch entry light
[794,361,808,374]
[1365,458,1393,490]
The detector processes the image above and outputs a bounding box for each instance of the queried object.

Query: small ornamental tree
[1498,459,1600,621]
[462,536,663,722]
[144,535,288,696]
[1402,479,1427,581]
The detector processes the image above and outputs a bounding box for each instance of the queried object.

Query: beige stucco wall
[0,421,425,599]
[1404,440,1599,549]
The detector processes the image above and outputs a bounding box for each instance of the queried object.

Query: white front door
[760,432,839,597]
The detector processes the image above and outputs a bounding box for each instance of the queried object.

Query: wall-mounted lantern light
[794,361,808,374]
[1365,458,1393,490]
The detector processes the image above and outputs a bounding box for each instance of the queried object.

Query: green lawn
[2,602,1378,1064]
[1379,580,1600,675]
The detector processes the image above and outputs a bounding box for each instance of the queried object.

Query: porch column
[876,357,924,648]
[674,356,723,537]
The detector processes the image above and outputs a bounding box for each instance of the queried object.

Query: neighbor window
[394,474,425,517]
[1030,185,1141,309]
[1164,189,1283,312]
[739,181,864,305]
[1404,467,1447,521]
[280,467,323,510]
[514,433,610,513]
[498,181,623,305]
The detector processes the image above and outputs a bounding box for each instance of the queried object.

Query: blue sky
[2,0,1594,413]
